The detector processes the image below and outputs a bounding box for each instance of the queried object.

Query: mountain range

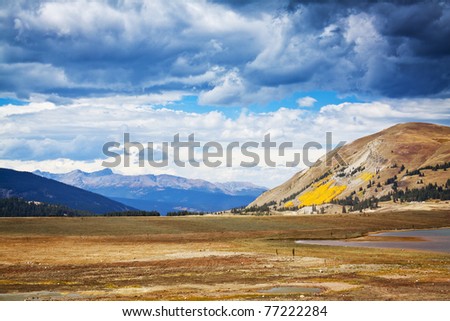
[0,168,133,214]
[250,122,450,212]
[34,169,267,214]
[2,122,447,216]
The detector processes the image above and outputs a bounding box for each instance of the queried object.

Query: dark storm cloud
[373,2,450,57]
[245,0,450,98]
[0,0,449,104]
[361,1,450,96]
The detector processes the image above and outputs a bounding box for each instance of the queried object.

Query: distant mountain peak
[35,169,265,195]
[89,168,114,176]
[33,169,267,214]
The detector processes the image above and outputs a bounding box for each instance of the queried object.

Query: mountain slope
[0,168,134,214]
[250,122,450,210]
[34,169,267,213]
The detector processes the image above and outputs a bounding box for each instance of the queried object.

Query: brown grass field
[0,210,449,301]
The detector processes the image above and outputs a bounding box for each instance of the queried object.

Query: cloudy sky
[1,0,449,187]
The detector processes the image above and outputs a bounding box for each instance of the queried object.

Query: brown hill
[249,122,450,210]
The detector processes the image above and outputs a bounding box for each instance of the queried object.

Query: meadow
[0,210,449,300]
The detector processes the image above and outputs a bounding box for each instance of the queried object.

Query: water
[296,228,450,253]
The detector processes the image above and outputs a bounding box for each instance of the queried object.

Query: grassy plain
[0,210,449,300]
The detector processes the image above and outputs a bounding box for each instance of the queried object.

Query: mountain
[34,169,267,214]
[249,122,450,211]
[0,168,134,214]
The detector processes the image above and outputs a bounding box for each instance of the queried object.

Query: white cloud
[296,96,317,107]
[198,69,246,106]
[1,96,449,187]
[344,13,386,57]
[0,63,71,93]
[0,158,105,175]
[315,98,450,143]
[73,92,187,107]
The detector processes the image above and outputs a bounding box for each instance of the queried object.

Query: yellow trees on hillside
[298,180,346,206]
[358,172,374,182]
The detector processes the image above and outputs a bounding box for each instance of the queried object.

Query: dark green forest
[0,197,160,217]
[334,180,450,212]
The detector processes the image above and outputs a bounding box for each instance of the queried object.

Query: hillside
[249,122,450,212]
[0,168,134,214]
[34,169,267,214]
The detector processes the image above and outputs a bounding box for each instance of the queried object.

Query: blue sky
[1,0,449,187]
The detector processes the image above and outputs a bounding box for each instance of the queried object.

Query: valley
[0,210,449,301]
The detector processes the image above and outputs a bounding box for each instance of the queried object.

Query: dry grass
[0,210,449,301]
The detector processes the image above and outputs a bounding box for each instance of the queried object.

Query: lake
[296,228,450,253]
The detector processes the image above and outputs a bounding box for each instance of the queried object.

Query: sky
[1,0,450,187]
